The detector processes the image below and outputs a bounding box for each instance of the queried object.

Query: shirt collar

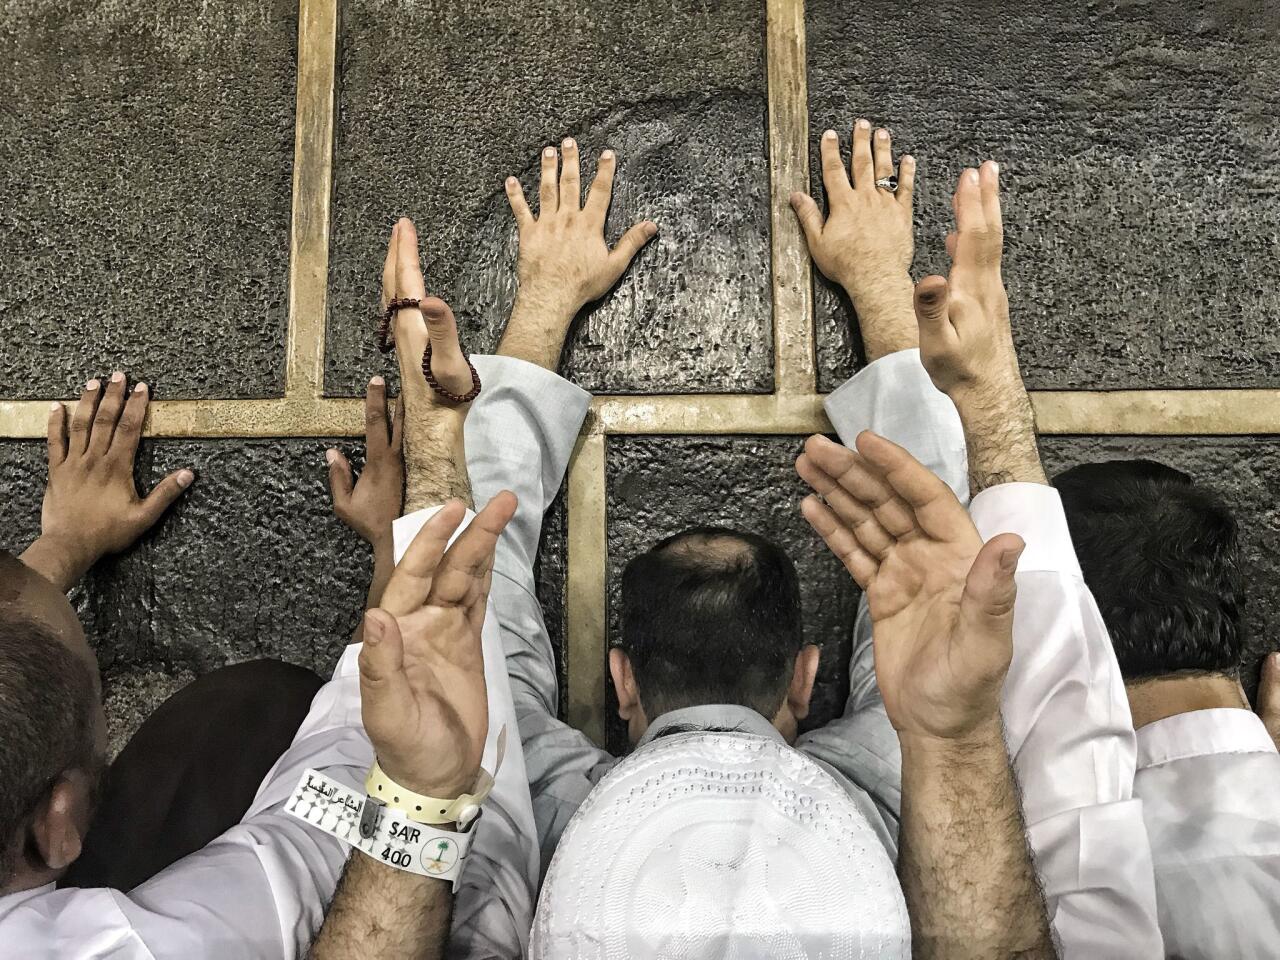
[1137,707,1278,770]
[0,882,56,913]
[636,704,784,749]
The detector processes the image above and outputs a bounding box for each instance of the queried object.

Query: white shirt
[1135,707,1280,959]
[826,350,1164,959]
[0,508,536,960]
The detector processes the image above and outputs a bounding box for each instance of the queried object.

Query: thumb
[419,297,475,397]
[608,220,658,276]
[135,469,195,531]
[326,449,353,507]
[359,609,416,742]
[790,191,824,245]
[913,274,952,341]
[1259,652,1280,746]
[958,533,1024,657]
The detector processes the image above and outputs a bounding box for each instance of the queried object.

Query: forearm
[897,722,1056,960]
[843,271,918,362]
[309,851,453,959]
[949,378,1047,493]
[497,290,576,371]
[19,535,92,592]
[352,539,396,644]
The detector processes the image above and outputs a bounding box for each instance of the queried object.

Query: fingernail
[822,129,836,140]
[110,371,124,383]
[857,118,870,130]
[49,401,61,411]
[1000,546,1023,572]
[1269,651,1280,669]
[364,612,383,644]
[601,149,615,160]
[370,375,385,386]
[543,146,555,158]
[903,154,915,165]
[876,128,889,140]
[85,379,100,391]
[990,160,1000,175]
[505,175,517,187]
[134,382,147,393]
[967,169,980,184]
[325,449,338,465]
[563,137,575,149]
[176,469,195,489]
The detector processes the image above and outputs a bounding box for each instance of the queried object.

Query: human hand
[797,432,1024,742]
[327,376,404,547]
[359,492,518,798]
[790,120,917,360]
[28,374,194,590]
[1260,652,1280,749]
[383,218,476,407]
[500,139,657,367]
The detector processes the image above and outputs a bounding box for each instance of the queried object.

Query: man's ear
[608,648,641,720]
[786,645,821,721]
[31,776,89,872]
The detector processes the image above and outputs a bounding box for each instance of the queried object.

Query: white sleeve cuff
[823,349,969,502]
[969,483,1082,577]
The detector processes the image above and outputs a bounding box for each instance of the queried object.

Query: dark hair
[1053,460,1244,682]
[619,527,804,719]
[0,614,98,883]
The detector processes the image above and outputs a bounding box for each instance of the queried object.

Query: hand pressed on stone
[327,376,404,547]
[791,120,917,359]
[382,217,475,406]
[796,432,1024,742]
[360,492,517,799]
[505,139,658,322]
[37,373,194,586]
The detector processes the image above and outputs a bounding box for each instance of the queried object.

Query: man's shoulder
[0,885,153,959]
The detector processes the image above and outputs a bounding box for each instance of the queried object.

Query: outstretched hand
[27,373,194,590]
[790,120,917,360]
[499,140,657,370]
[360,491,518,799]
[797,432,1023,741]
[328,376,404,547]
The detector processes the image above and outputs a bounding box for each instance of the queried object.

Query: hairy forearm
[897,723,1056,960]
[403,413,472,511]
[498,290,576,371]
[309,851,452,959]
[19,536,91,592]
[950,377,1047,493]
[843,272,918,362]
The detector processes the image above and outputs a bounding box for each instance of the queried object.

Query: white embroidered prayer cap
[530,731,911,959]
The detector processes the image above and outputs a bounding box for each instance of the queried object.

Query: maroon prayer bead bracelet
[376,297,482,404]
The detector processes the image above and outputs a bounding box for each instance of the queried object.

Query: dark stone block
[808,0,1280,391]
[0,0,296,399]
[0,435,568,744]
[326,0,772,397]
[1040,435,1280,703]
[605,436,857,753]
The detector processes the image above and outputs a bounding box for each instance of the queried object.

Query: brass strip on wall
[766,0,816,397]
[565,432,609,747]
[285,0,339,400]
[7,391,1280,439]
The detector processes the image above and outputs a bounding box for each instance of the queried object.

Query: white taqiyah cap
[530,731,911,959]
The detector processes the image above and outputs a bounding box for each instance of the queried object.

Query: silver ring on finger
[875,175,898,191]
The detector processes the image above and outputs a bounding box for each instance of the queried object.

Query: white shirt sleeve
[390,506,538,959]
[970,483,1164,958]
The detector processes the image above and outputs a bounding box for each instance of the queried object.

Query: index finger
[380,500,469,616]
[427,491,518,608]
[394,217,429,301]
[365,377,390,454]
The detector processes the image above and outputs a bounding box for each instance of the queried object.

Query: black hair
[1053,460,1244,682]
[0,613,98,883]
[619,526,805,720]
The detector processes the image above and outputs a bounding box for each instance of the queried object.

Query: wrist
[512,283,580,326]
[842,274,918,361]
[897,715,1006,760]
[20,534,96,591]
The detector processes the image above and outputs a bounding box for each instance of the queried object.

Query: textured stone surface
[1040,435,1280,702]
[808,0,1280,391]
[0,437,568,745]
[606,436,858,752]
[0,0,295,400]
[326,0,771,397]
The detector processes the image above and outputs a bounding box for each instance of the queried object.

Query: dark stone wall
[324,0,772,397]
[0,0,297,400]
[808,0,1280,391]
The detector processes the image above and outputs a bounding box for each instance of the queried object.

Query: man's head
[609,528,819,743]
[0,552,105,891]
[1053,460,1244,683]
